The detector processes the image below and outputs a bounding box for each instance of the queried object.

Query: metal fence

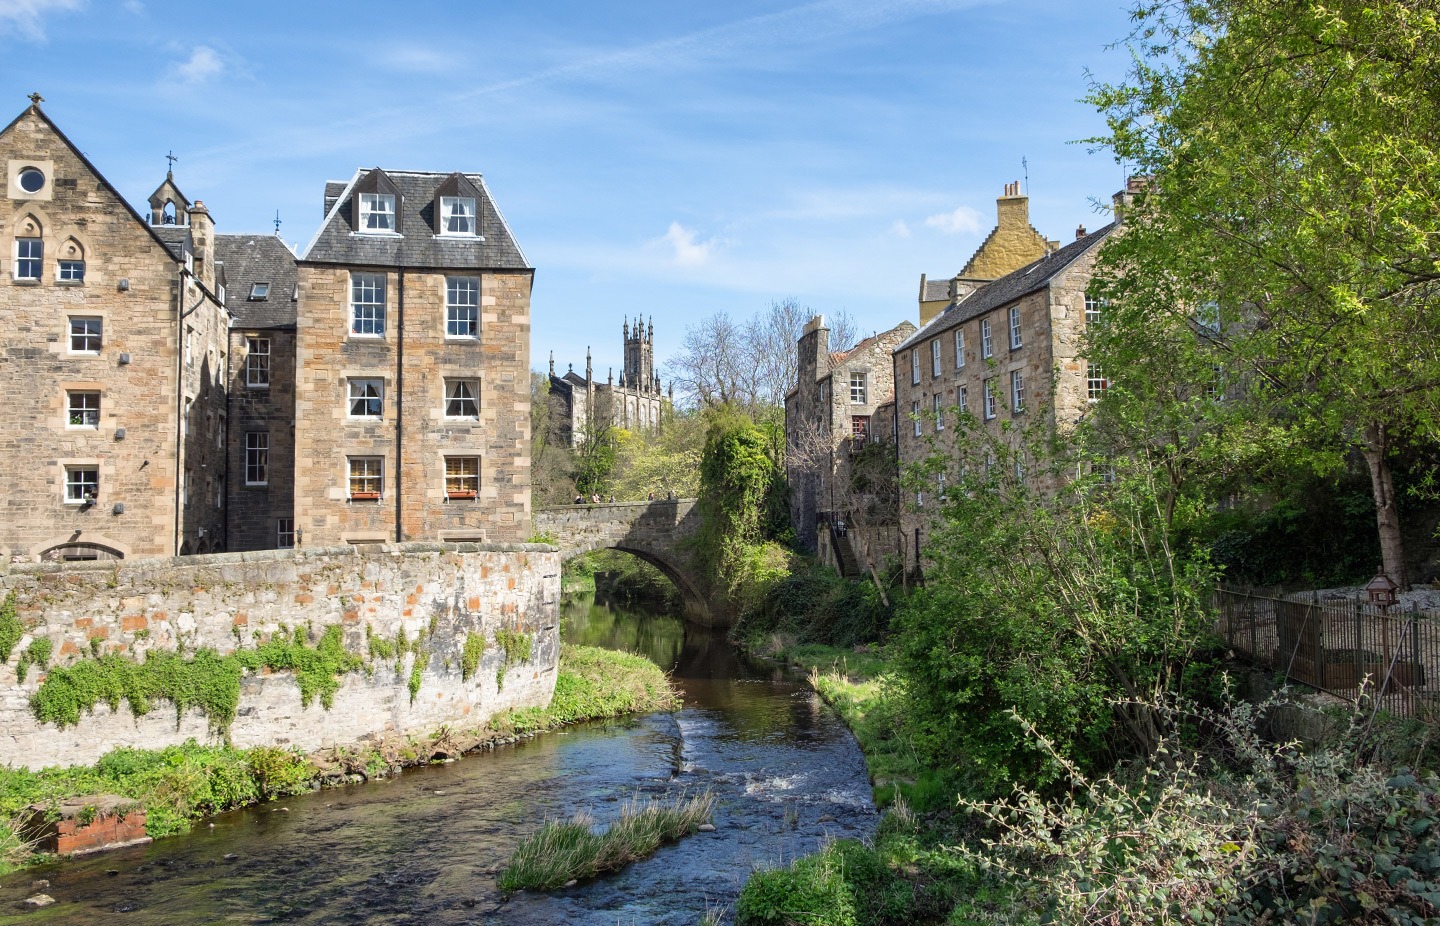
[1214,587,1440,718]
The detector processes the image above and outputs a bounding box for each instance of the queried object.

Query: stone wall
[0,543,560,769]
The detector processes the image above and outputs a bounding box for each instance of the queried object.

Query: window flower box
[350,492,381,501]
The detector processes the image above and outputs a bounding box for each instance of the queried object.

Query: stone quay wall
[0,543,561,769]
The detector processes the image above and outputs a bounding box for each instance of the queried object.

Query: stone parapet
[0,544,560,769]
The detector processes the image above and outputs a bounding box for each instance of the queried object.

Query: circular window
[18,167,45,194]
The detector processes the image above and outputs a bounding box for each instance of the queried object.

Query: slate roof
[922,278,952,302]
[150,226,189,261]
[216,234,299,329]
[896,223,1117,352]
[300,169,530,270]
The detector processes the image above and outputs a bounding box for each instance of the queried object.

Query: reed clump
[498,791,716,891]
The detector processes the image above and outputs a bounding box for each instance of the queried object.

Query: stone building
[784,316,916,571]
[546,315,668,448]
[216,232,298,552]
[894,199,1127,570]
[292,168,534,546]
[917,182,1059,327]
[0,99,229,562]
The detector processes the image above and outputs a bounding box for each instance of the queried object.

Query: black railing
[1215,587,1440,718]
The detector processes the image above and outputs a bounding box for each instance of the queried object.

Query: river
[0,592,876,924]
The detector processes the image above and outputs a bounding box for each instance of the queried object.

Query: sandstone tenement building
[784,316,915,567]
[917,182,1059,327]
[893,185,1137,569]
[546,315,669,448]
[1,100,536,561]
[0,100,229,562]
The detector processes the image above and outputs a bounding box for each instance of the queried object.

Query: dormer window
[440,197,476,235]
[249,282,270,300]
[359,193,396,232]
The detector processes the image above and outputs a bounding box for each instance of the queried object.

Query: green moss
[366,624,396,660]
[0,593,20,663]
[15,637,53,684]
[33,625,362,731]
[461,631,485,682]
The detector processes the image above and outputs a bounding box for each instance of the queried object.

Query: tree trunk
[1361,422,1408,589]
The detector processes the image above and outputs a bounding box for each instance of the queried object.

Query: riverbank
[0,644,679,876]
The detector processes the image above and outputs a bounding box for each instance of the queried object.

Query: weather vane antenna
[1022,156,1029,194]
[274,210,282,236]
[28,92,44,107]
[165,150,179,175]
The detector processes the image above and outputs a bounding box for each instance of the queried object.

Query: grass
[498,791,715,891]
[500,644,680,734]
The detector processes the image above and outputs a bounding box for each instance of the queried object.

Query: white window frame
[954,329,965,368]
[910,350,920,385]
[957,384,968,414]
[245,337,271,388]
[1011,370,1025,413]
[849,372,867,405]
[184,326,194,367]
[348,457,383,500]
[911,400,921,436]
[350,273,386,336]
[444,456,480,499]
[69,316,102,354]
[445,276,479,339]
[983,379,997,420]
[980,319,993,359]
[1008,307,1022,349]
[66,390,100,429]
[14,237,41,280]
[348,378,384,419]
[440,196,477,236]
[277,518,295,549]
[358,192,396,232]
[444,379,480,419]
[245,432,269,486]
[58,259,84,282]
[930,339,941,377]
[64,466,98,505]
[933,393,944,430]
[1087,362,1108,402]
[1084,293,1105,327]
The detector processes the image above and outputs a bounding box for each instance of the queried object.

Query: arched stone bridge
[534,499,719,624]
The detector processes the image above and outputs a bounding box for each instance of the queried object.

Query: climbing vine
[15,638,52,684]
[461,631,486,682]
[694,409,788,593]
[32,625,363,731]
[494,629,534,691]
[0,593,20,664]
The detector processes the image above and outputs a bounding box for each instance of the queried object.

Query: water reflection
[0,594,876,925]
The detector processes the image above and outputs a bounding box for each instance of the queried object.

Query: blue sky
[2,0,1137,378]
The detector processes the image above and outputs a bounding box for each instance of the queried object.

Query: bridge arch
[535,499,720,625]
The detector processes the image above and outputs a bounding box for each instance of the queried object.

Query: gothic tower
[622,315,655,394]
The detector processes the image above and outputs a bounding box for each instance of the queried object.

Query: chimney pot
[1076,224,1087,239]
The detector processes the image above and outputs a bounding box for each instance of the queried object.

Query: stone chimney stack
[1076,224,1087,240]
[1113,175,1149,224]
[996,180,1029,232]
[188,200,216,291]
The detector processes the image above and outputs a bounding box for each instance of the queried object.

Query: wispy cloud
[890,219,912,238]
[0,0,82,41]
[657,222,718,267]
[380,45,451,74]
[924,205,983,235]
[173,45,224,84]
[122,0,144,14]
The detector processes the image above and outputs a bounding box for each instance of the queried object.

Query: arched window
[58,237,85,282]
[41,542,123,562]
[13,214,43,281]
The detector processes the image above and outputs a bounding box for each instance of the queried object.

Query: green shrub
[15,636,52,683]
[461,631,485,681]
[738,848,858,926]
[246,746,315,800]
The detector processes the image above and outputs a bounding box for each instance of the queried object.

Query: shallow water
[0,594,876,924]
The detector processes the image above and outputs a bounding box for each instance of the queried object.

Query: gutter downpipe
[395,267,406,543]
[174,266,210,557]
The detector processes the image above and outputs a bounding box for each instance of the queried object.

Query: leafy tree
[608,408,705,500]
[695,407,789,594]
[1086,0,1440,586]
